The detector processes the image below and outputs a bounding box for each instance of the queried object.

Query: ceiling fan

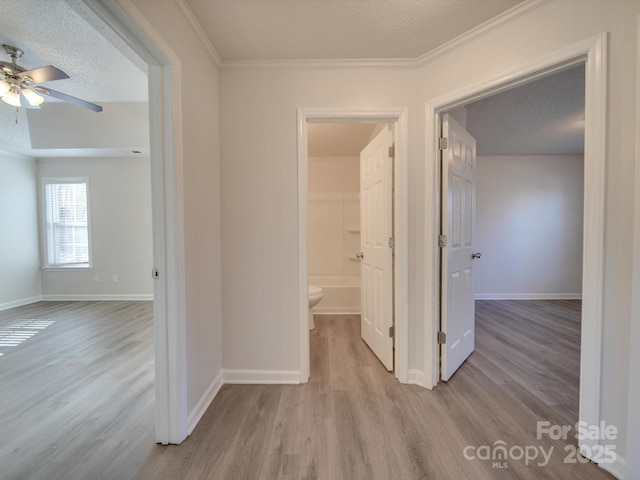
[0,44,102,112]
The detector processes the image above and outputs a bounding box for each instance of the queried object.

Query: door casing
[84,0,189,444]
[297,108,409,383]
[425,34,607,459]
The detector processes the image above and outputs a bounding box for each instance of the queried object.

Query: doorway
[427,34,607,460]
[307,122,394,371]
[439,64,586,382]
[297,108,409,383]
[439,66,586,433]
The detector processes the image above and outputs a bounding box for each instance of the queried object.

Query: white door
[360,125,394,371]
[440,114,478,381]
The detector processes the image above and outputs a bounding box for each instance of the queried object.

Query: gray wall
[0,154,153,308]
[475,155,584,299]
[38,157,153,299]
[0,151,41,308]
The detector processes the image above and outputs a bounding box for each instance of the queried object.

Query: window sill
[42,265,92,272]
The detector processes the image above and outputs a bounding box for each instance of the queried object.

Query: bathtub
[308,274,361,314]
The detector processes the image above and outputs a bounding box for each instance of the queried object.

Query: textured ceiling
[0,0,148,158]
[308,123,379,156]
[0,0,147,102]
[465,65,585,156]
[185,0,525,61]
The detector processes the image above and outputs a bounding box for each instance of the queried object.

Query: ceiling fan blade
[18,65,69,83]
[34,86,103,112]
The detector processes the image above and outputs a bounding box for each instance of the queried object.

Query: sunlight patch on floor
[0,319,55,353]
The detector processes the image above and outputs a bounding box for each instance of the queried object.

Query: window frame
[40,176,93,270]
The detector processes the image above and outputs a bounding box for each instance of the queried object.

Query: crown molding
[174,0,222,68]
[415,0,552,66]
[220,0,552,70]
[221,57,420,70]
[0,148,35,160]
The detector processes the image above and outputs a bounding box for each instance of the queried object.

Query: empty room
[1,0,639,479]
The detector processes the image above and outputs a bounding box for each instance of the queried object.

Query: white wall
[37,158,153,299]
[0,151,41,309]
[475,155,583,299]
[121,0,223,422]
[220,68,419,374]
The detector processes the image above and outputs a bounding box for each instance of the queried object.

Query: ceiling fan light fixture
[2,88,21,107]
[22,88,44,106]
[0,79,10,96]
[1,44,102,113]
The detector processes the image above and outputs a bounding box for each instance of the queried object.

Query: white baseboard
[475,293,582,300]
[223,369,301,384]
[187,370,224,435]
[599,453,626,480]
[40,294,154,301]
[407,369,426,387]
[0,295,42,311]
[313,310,362,315]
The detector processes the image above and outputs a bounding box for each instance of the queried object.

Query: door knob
[356,252,364,259]
[472,252,482,259]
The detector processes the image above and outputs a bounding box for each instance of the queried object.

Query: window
[42,178,91,268]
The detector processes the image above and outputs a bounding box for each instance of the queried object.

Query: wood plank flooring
[0,300,613,480]
[138,302,611,480]
[0,301,156,480]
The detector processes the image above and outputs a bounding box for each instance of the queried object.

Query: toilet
[308,286,324,330]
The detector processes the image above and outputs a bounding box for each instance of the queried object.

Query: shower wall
[308,155,361,313]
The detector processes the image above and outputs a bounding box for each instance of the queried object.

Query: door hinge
[388,144,395,159]
[437,331,447,344]
[439,234,447,248]
[439,137,448,150]
[152,268,160,279]
[388,237,395,248]
[389,325,395,338]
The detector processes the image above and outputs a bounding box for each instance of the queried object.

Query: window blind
[44,180,89,266]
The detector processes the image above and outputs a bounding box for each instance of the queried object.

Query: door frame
[85,0,188,444]
[297,108,408,383]
[425,33,607,457]
[627,14,640,480]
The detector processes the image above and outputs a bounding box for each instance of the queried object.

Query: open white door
[440,114,478,381]
[360,125,394,371]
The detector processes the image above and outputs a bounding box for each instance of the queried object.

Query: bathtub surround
[308,155,361,314]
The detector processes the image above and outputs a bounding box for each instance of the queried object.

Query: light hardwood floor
[0,301,156,480]
[0,300,613,480]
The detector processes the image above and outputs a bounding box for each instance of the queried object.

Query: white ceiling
[185,0,525,61]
